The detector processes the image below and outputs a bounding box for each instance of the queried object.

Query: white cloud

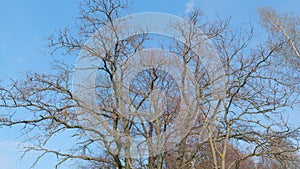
[185,0,195,13]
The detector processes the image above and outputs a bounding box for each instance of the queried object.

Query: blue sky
[0,0,300,168]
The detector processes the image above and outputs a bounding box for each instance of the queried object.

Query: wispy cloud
[185,0,195,13]
[0,140,36,169]
[0,141,20,169]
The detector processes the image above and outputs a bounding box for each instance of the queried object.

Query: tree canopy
[1,1,300,169]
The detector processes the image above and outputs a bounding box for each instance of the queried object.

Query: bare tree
[259,7,300,68]
[0,0,300,169]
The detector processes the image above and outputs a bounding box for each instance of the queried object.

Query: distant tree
[0,0,300,169]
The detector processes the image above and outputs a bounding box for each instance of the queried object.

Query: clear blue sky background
[0,0,300,168]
